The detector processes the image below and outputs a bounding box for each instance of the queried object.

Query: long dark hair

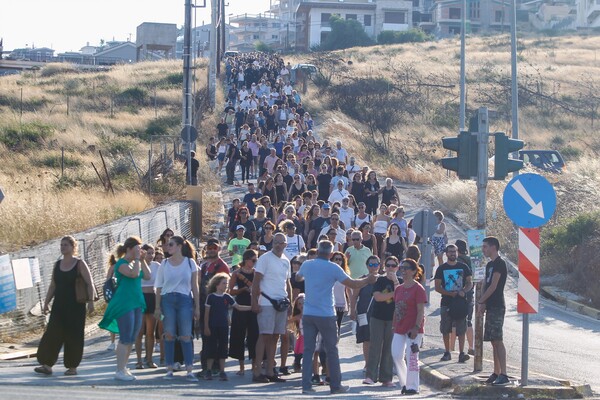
[401,258,423,282]
[171,235,196,259]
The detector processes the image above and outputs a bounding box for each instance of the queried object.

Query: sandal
[146,361,158,369]
[235,370,245,376]
[34,365,52,375]
[135,361,145,370]
[64,368,77,376]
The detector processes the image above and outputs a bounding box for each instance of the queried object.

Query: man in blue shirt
[296,240,376,395]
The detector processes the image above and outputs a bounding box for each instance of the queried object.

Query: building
[269,0,303,49]
[530,2,575,30]
[228,13,282,52]
[175,24,237,58]
[136,22,177,61]
[431,0,511,37]
[8,47,54,62]
[295,0,420,51]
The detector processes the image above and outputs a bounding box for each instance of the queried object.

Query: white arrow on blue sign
[503,173,557,228]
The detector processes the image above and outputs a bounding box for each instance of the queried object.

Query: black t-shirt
[243,192,262,215]
[317,173,332,199]
[484,256,507,308]
[372,276,396,321]
[217,122,229,137]
[185,158,199,176]
[434,262,472,307]
[290,271,305,294]
[206,293,235,328]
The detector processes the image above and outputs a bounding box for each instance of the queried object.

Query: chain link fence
[0,201,195,339]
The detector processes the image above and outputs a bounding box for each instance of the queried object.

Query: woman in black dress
[35,236,96,376]
[259,221,276,251]
[262,177,277,206]
[228,250,259,375]
[240,141,253,183]
[316,163,332,202]
[288,174,306,201]
[274,173,288,207]
[364,170,381,215]
[349,172,365,206]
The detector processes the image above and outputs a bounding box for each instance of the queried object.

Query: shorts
[431,236,446,256]
[484,307,505,342]
[440,306,467,336]
[143,292,156,314]
[257,305,288,335]
[466,300,474,327]
[355,316,371,344]
[217,153,226,162]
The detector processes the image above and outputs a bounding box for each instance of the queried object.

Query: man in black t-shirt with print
[478,236,509,386]
[434,244,473,363]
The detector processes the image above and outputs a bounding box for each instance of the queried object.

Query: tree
[319,15,374,51]
[254,41,274,53]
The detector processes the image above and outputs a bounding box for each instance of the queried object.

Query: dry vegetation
[0,59,220,253]
[299,33,600,304]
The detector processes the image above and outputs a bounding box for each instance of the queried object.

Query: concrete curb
[540,286,600,320]
[419,362,453,389]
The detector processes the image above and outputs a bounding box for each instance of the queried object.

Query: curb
[419,362,453,389]
[540,286,600,320]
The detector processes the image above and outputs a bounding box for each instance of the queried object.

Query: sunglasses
[332,258,343,262]
[401,265,414,270]
[206,245,219,250]
[368,263,380,267]
[167,242,176,247]
[257,210,265,213]
[386,263,399,268]
[250,259,258,263]
[352,238,361,241]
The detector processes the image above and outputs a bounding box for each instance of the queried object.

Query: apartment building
[431,0,511,36]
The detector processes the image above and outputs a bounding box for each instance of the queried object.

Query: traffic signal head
[494,132,524,179]
[441,131,477,179]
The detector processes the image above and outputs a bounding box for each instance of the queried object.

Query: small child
[204,272,251,381]
[292,294,305,373]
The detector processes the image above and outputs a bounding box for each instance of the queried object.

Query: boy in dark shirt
[478,236,509,386]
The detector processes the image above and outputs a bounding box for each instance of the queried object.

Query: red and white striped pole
[517,228,540,313]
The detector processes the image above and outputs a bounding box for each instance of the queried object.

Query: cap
[258,245,267,251]
[322,203,331,209]
[206,238,220,246]
[236,225,246,231]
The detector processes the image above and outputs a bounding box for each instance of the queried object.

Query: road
[397,183,600,394]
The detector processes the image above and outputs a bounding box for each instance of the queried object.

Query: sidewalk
[418,346,592,398]
[541,286,600,320]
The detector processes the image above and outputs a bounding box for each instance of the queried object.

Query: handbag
[261,292,290,312]
[103,276,117,303]
[74,260,97,304]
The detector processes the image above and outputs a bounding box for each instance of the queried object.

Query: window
[321,13,332,26]
[449,7,461,19]
[495,10,504,22]
[413,0,419,7]
[346,14,357,20]
[470,1,480,19]
[272,23,281,28]
[272,34,278,39]
[320,31,330,42]
[384,11,406,24]
[364,15,372,26]
[253,34,260,40]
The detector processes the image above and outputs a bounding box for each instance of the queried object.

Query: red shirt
[393,283,427,335]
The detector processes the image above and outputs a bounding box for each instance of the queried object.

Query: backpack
[448,295,469,320]
[103,276,117,303]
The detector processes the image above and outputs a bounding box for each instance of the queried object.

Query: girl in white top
[136,244,161,369]
[331,252,351,335]
[373,204,391,256]
[154,236,200,382]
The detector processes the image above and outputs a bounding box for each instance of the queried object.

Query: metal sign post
[503,173,557,385]
[413,210,437,304]
[473,107,489,373]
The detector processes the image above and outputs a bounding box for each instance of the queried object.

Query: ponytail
[415,264,424,283]
[181,239,197,260]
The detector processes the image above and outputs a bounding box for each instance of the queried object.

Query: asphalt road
[397,184,600,394]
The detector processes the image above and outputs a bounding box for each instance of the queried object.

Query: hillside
[0,60,218,252]
[296,33,600,305]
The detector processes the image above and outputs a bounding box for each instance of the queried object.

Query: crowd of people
[33,51,510,393]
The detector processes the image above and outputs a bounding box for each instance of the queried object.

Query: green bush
[117,87,147,106]
[146,115,180,137]
[543,212,600,263]
[37,154,83,169]
[40,63,77,77]
[255,41,274,53]
[560,145,582,160]
[319,16,374,50]
[377,29,433,45]
[101,136,137,155]
[0,122,54,151]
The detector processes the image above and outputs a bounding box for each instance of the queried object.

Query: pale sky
[0,0,272,53]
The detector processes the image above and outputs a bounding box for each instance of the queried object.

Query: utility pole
[459,0,467,131]
[183,0,193,185]
[221,0,226,53]
[474,107,489,372]
[209,0,218,107]
[216,0,221,76]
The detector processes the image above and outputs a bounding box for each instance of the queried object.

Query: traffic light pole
[474,107,489,372]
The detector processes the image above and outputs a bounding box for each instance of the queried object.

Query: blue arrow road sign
[503,173,557,228]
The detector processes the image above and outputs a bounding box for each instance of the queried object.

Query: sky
[0,0,272,53]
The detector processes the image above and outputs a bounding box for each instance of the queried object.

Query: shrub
[40,63,77,77]
[560,145,581,160]
[0,122,54,151]
[255,41,274,53]
[116,87,147,106]
[37,153,83,169]
[319,15,374,50]
[146,115,180,137]
[377,29,433,45]
[101,136,137,155]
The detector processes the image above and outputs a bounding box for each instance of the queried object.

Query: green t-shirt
[228,237,251,266]
[346,245,373,279]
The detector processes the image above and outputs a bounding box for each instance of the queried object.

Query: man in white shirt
[251,233,292,383]
[328,180,350,204]
[319,213,347,243]
[346,157,361,181]
[338,198,355,231]
[238,86,249,103]
[282,221,306,260]
[335,141,348,165]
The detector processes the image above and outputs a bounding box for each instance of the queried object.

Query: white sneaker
[164,371,174,380]
[174,362,182,371]
[115,370,135,381]
[124,368,134,377]
[107,342,116,351]
[186,372,199,382]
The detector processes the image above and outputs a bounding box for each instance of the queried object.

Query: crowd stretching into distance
[33,52,510,394]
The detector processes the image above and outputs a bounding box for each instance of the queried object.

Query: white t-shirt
[333,281,347,310]
[338,207,355,231]
[142,260,161,288]
[319,225,347,244]
[328,188,349,204]
[255,251,291,306]
[336,148,348,163]
[283,234,305,260]
[154,257,198,296]
[346,164,361,180]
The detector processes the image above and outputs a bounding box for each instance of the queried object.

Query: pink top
[393,283,427,335]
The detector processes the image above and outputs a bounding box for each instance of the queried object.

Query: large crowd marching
[33,52,511,395]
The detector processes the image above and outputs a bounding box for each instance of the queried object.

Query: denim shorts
[117,308,142,345]
[161,292,194,339]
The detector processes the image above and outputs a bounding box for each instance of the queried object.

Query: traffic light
[441,131,477,179]
[494,132,524,179]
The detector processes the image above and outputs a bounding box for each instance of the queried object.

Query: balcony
[588,0,600,23]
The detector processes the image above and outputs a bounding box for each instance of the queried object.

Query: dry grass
[0,59,218,251]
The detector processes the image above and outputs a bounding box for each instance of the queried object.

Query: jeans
[116,308,142,345]
[302,315,342,392]
[392,333,422,391]
[366,317,394,383]
[161,292,194,368]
